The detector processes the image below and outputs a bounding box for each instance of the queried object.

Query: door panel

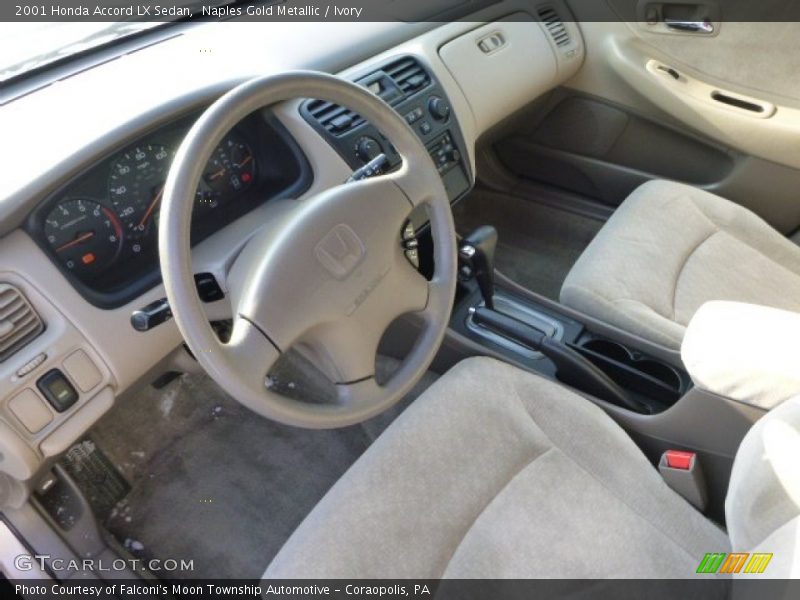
[490,0,800,233]
[606,2,800,102]
[599,33,800,173]
[495,91,735,206]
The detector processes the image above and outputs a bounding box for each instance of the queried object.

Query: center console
[300,55,472,203]
[452,226,692,415]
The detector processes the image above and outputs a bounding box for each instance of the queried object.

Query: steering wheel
[158,71,458,429]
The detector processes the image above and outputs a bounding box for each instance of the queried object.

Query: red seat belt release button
[665,450,694,470]
[659,450,706,510]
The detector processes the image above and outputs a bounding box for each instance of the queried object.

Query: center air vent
[384,57,430,95]
[537,5,571,47]
[304,57,430,137]
[0,283,44,362]
[305,100,365,136]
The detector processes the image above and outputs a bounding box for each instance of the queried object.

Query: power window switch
[37,369,79,413]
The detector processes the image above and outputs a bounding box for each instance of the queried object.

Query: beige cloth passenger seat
[560,180,800,349]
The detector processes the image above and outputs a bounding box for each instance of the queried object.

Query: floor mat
[453,189,604,300]
[89,356,436,580]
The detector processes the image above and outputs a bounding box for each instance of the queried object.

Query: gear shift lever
[460,225,498,310]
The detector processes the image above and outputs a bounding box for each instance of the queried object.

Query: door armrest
[681,301,800,409]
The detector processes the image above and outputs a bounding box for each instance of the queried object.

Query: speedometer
[108,143,171,253]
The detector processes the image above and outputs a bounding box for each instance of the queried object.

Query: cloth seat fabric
[264,357,729,579]
[559,180,800,349]
[726,393,800,577]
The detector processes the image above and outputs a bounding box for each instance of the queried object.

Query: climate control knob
[428,96,451,121]
[355,136,383,162]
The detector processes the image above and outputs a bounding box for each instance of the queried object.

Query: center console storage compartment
[572,336,690,407]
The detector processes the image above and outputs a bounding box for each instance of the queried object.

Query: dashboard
[24,55,472,310]
[26,110,310,308]
[0,0,585,501]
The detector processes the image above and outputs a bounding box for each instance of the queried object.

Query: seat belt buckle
[665,449,694,470]
[658,449,708,512]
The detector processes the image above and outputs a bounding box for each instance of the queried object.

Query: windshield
[0,22,163,83]
[0,0,256,84]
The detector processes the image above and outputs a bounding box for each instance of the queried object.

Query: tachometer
[203,133,256,196]
[44,199,123,276]
[108,143,171,253]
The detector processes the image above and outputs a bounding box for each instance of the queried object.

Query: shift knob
[459,225,498,310]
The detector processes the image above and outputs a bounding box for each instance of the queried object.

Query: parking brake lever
[472,307,649,413]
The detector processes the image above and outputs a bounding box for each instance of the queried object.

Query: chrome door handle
[664,19,714,34]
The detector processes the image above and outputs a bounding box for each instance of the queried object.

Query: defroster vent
[537,5,571,47]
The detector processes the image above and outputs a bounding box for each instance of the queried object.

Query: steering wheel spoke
[223,317,281,392]
[335,377,383,408]
[390,253,431,314]
[299,322,379,385]
[385,163,435,208]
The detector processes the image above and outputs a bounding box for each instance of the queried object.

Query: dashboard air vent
[0,284,44,362]
[384,57,430,96]
[537,5,571,47]
[306,100,364,136]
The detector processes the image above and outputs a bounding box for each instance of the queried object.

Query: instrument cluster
[29,110,309,307]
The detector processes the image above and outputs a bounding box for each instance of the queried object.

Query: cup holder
[635,360,682,391]
[581,339,631,363]
[575,337,686,407]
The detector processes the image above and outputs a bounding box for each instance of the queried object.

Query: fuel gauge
[203,133,256,196]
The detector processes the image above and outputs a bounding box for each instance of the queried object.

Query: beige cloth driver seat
[264,357,800,578]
